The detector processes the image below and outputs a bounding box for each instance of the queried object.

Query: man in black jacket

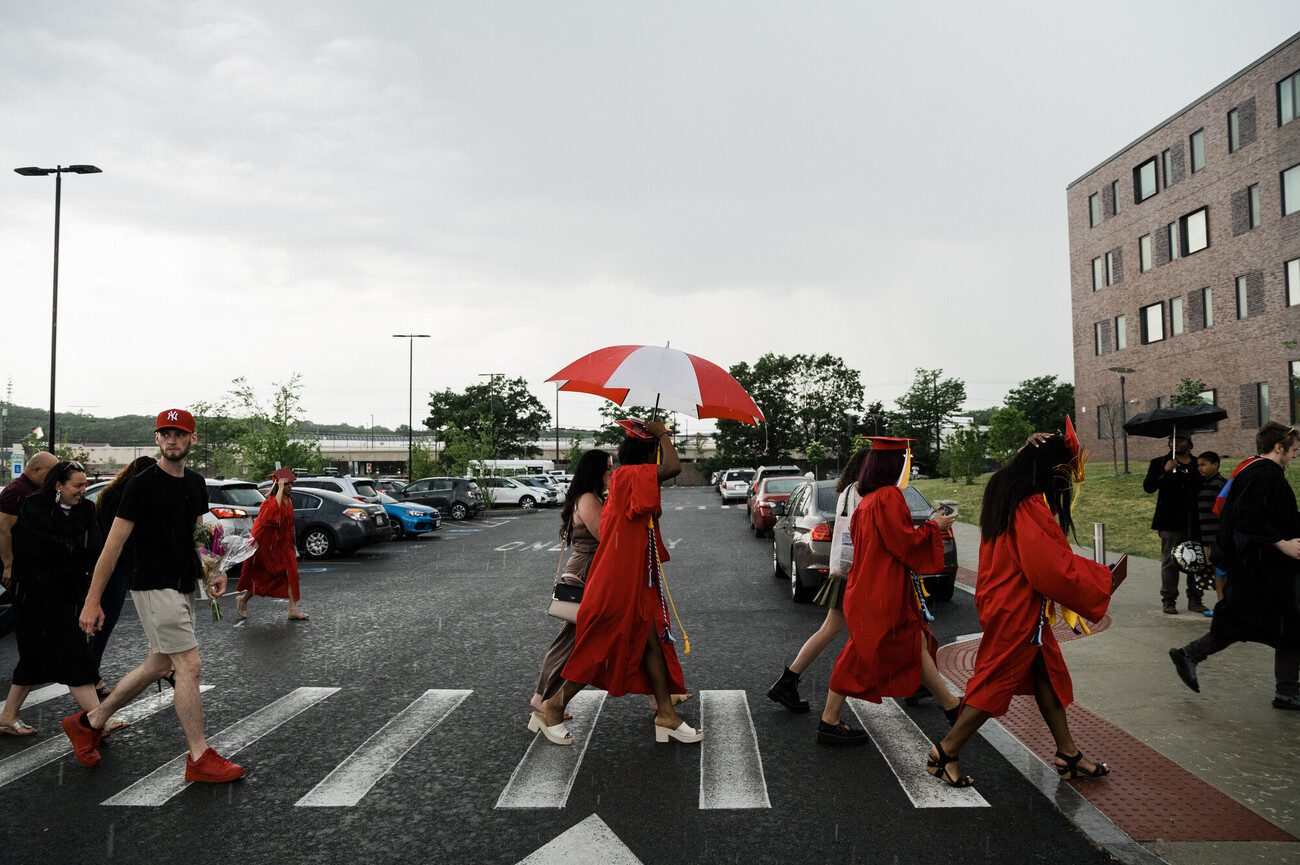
[1170,422,1300,709]
[1144,434,1203,614]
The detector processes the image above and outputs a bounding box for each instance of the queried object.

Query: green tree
[190,398,247,478]
[425,376,550,459]
[895,368,967,470]
[1004,375,1076,434]
[565,435,584,468]
[943,426,986,485]
[1171,377,1210,407]
[985,406,1034,466]
[228,375,325,478]
[55,442,91,465]
[409,439,438,480]
[805,441,827,479]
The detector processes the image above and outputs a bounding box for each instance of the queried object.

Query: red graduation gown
[561,464,686,698]
[830,485,945,702]
[964,495,1112,716]
[235,497,300,601]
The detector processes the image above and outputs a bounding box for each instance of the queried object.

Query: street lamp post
[1107,366,1137,475]
[478,373,504,464]
[15,164,102,452]
[393,334,430,479]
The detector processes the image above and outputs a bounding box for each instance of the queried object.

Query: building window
[1141,302,1165,343]
[1180,207,1208,255]
[1236,276,1249,319]
[1229,108,1241,152]
[1256,382,1270,425]
[1283,164,1300,216]
[1139,234,1152,272]
[1199,388,1216,406]
[1248,183,1261,228]
[1094,322,1105,356]
[1162,149,1173,188]
[1291,361,1300,424]
[1105,250,1117,285]
[1287,257,1300,306]
[1111,180,1121,215]
[1170,295,1184,335]
[1168,222,1180,260]
[1190,129,1205,173]
[1092,257,1105,291]
[1156,395,1168,409]
[1088,193,1100,227]
[1134,157,1158,202]
[1097,405,1112,439]
[1280,70,1300,126]
[1115,314,1127,350]
[1202,286,1214,328]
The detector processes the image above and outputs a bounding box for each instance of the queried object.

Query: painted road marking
[296,689,471,807]
[516,814,643,864]
[0,683,68,715]
[103,686,339,807]
[496,690,606,809]
[0,687,212,790]
[699,690,769,809]
[846,698,988,808]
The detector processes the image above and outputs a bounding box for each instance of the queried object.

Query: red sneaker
[184,748,246,783]
[61,711,102,768]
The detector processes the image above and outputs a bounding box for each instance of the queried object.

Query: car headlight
[343,507,370,521]
[406,509,425,517]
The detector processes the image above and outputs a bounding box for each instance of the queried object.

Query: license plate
[374,515,383,523]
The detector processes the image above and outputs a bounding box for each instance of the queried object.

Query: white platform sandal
[528,711,574,746]
[654,721,704,744]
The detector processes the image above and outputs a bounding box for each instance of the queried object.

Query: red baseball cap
[155,408,196,434]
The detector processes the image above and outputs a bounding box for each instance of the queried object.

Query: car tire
[772,540,785,579]
[790,550,816,603]
[519,495,536,510]
[301,527,337,560]
[450,503,468,521]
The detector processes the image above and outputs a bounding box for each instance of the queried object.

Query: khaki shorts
[132,589,198,655]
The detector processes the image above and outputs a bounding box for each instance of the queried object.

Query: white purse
[828,487,857,578]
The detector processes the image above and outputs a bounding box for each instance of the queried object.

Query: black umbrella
[1122,404,1228,443]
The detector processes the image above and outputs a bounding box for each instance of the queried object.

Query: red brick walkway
[942,567,1295,843]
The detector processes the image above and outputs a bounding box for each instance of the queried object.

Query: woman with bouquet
[236,469,306,621]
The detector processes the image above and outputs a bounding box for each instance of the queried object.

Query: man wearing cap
[64,409,244,782]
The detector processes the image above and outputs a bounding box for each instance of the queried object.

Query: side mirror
[771,502,787,517]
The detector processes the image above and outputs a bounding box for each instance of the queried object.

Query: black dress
[10,495,103,688]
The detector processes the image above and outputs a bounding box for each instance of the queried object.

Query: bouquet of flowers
[193,523,259,621]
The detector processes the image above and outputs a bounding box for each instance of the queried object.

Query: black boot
[767,667,810,713]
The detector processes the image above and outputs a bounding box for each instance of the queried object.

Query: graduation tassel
[1030,598,1048,646]
[910,572,935,623]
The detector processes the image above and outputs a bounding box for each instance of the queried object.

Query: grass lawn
[915,458,1300,561]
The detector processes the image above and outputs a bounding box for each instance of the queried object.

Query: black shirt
[1142,453,1200,533]
[116,463,208,593]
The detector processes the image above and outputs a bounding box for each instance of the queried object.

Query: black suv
[289,488,390,559]
[398,477,484,521]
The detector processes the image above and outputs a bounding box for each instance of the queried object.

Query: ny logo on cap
[167,410,179,421]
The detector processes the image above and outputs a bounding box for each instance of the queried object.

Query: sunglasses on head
[66,461,85,472]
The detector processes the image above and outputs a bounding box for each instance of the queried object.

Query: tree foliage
[894,368,967,469]
[425,376,549,459]
[593,402,665,446]
[985,406,1034,466]
[1171,377,1210,408]
[1004,375,1076,434]
[804,441,827,479]
[228,375,326,478]
[943,426,986,485]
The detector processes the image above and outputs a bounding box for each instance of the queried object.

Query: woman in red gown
[236,469,307,621]
[928,425,1117,787]
[821,438,961,744]
[533,419,701,746]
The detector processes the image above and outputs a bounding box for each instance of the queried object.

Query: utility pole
[1,378,10,482]
[554,386,560,461]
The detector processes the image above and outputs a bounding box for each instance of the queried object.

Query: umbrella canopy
[1122,404,1228,439]
[547,345,765,425]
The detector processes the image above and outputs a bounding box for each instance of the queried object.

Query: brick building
[1068,33,1300,463]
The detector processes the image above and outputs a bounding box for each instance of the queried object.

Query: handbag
[547,541,584,623]
[828,487,856,578]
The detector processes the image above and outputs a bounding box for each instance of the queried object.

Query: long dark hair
[96,456,156,522]
[32,460,87,501]
[856,449,905,496]
[617,435,657,467]
[979,436,1077,542]
[560,449,610,542]
[838,448,870,494]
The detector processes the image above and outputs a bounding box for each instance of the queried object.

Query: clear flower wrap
[194,524,259,621]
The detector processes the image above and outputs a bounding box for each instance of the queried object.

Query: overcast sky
[2,2,1297,438]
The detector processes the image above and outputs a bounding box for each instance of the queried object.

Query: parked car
[749,476,806,538]
[747,465,804,515]
[718,468,755,503]
[771,481,957,604]
[397,477,484,521]
[291,475,382,502]
[289,488,390,559]
[517,474,564,504]
[478,475,556,509]
[374,478,408,496]
[377,493,441,538]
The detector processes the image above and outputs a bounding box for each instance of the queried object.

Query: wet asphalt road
[0,485,1116,865]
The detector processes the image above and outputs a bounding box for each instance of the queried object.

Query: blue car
[378,493,441,538]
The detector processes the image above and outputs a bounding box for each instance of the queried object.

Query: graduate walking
[236,469,307,621]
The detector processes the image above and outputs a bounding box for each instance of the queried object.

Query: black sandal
[1054,750,1109,779]
[942,698,964,726]
[926,741,975,787]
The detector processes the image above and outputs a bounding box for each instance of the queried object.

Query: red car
[750,476,807,538]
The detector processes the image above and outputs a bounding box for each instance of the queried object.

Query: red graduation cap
[616,418,656,440]
[861,436,911,451]
[269,467,296,482]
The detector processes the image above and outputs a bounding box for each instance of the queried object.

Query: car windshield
[353,482,378,497]
[725,470,754,481]
[902,484,932,517]
[816,483,838,512]
[377,493,399,504]
[763,478,802,494]
[221,485,266,506]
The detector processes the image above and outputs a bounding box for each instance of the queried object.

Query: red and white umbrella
[547,344,765,425]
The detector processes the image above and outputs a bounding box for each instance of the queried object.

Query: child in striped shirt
[1196,451,1227,613]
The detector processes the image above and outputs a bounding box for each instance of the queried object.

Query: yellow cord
[649,514,691,654]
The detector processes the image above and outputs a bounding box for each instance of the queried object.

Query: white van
[467,459,556,476]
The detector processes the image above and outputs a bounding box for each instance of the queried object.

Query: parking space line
[699,690,769,809]
[846,698,988,808]
[296,689,471,807]
[103,687,339,807]
[0,683,67,715]
[495,690,606,809]
[0,687,212,790]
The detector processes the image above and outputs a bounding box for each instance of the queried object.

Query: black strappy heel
[926,741,975,788]
[1054,750,1109,779]
[155,672,176,694]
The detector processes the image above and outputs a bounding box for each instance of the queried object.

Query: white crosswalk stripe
[496,690,606,809]
[699,690,769,809]
[0,683,68,715]
[296,689,471,807]
[846,698,989,808]
[103,686,338,807]
[0,686,212,790]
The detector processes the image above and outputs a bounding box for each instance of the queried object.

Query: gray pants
[1160,530,1202,604]
[1183,631,1300,698]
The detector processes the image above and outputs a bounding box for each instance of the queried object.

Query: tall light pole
[478,372,504,464]
[1107,366,1137,475]
[393,334,430,479]
[15,164,102,452]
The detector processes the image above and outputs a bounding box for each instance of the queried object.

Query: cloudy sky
[2,2,1297,437]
